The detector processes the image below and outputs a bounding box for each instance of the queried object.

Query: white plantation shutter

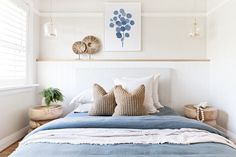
[0,0,29,86]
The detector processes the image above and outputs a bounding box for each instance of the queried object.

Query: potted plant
[40,87,64,107]
[28,88,64,123]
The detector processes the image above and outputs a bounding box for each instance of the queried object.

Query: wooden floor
[0,140,20,157]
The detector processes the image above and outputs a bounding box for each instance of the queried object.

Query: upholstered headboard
[75,68,172,106]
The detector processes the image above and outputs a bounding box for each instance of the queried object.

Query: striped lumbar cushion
[89,84,116,116]
[113,85,148,116]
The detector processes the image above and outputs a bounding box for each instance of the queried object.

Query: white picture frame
[104,2,141,51]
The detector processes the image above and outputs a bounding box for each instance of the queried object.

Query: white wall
[0,88,37,142]
[207,0,236,134]
[0,91,37,139]
[38,0,207,60]
[39,16,206,60]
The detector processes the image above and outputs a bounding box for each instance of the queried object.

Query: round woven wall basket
[82,35,101,54]
[72,41,87,54]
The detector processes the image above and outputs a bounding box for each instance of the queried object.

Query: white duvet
[21,128,236,149]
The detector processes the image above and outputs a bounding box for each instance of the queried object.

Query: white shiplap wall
[207,0,236,136]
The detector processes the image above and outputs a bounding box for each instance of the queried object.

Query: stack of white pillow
[71,74,163,113]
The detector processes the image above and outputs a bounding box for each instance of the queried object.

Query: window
[0,0,28,87]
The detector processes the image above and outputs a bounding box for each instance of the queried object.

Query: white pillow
[122,74,163,109]
[114,75,158,113]
[153,74,163,108]
[69,88,93,105]
[74,102,93,113]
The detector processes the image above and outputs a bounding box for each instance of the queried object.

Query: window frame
[0,0,30,87]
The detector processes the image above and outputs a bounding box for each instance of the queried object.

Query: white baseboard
[216,125,236,143]
[0,126,28,152]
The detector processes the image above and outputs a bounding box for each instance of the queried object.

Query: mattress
[10,107,236,157]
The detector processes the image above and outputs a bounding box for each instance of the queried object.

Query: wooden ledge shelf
[36,58,210,62]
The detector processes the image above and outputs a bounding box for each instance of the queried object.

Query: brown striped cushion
[89,84,116,116]
[113,85,148,116]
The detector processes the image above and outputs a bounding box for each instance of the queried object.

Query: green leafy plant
[40,87,64,106]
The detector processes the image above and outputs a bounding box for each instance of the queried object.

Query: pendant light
[189,0,200,37]
[44,0,57,38]
[189,17,200,37]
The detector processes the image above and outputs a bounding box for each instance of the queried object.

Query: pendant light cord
[193,0,197,20]
[50,0,53,24]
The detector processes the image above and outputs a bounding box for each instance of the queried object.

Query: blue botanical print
[109,8,135,47]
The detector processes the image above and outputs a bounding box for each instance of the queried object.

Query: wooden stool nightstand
[28,105,63,132]
[184,104,218,127]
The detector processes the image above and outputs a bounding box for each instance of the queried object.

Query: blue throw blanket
[10,107,236,157]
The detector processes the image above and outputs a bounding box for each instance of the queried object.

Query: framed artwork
[104,2,141,51]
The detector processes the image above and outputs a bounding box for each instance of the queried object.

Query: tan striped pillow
[113,85,148,116]
[89,84,116,116]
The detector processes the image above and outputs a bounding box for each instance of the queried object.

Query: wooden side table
[184,104,218,127]
[28,105,63,132]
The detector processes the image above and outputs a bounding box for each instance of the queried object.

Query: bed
[10,106,236,157]
[11,68,236,156]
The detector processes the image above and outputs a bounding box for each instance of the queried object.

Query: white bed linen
[73,102,93,113]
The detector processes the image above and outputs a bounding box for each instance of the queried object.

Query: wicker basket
[29,105,63,121]
[184,104,217,122]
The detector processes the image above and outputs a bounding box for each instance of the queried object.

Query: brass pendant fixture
[189,0,200,38]
[189,17,200,37]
